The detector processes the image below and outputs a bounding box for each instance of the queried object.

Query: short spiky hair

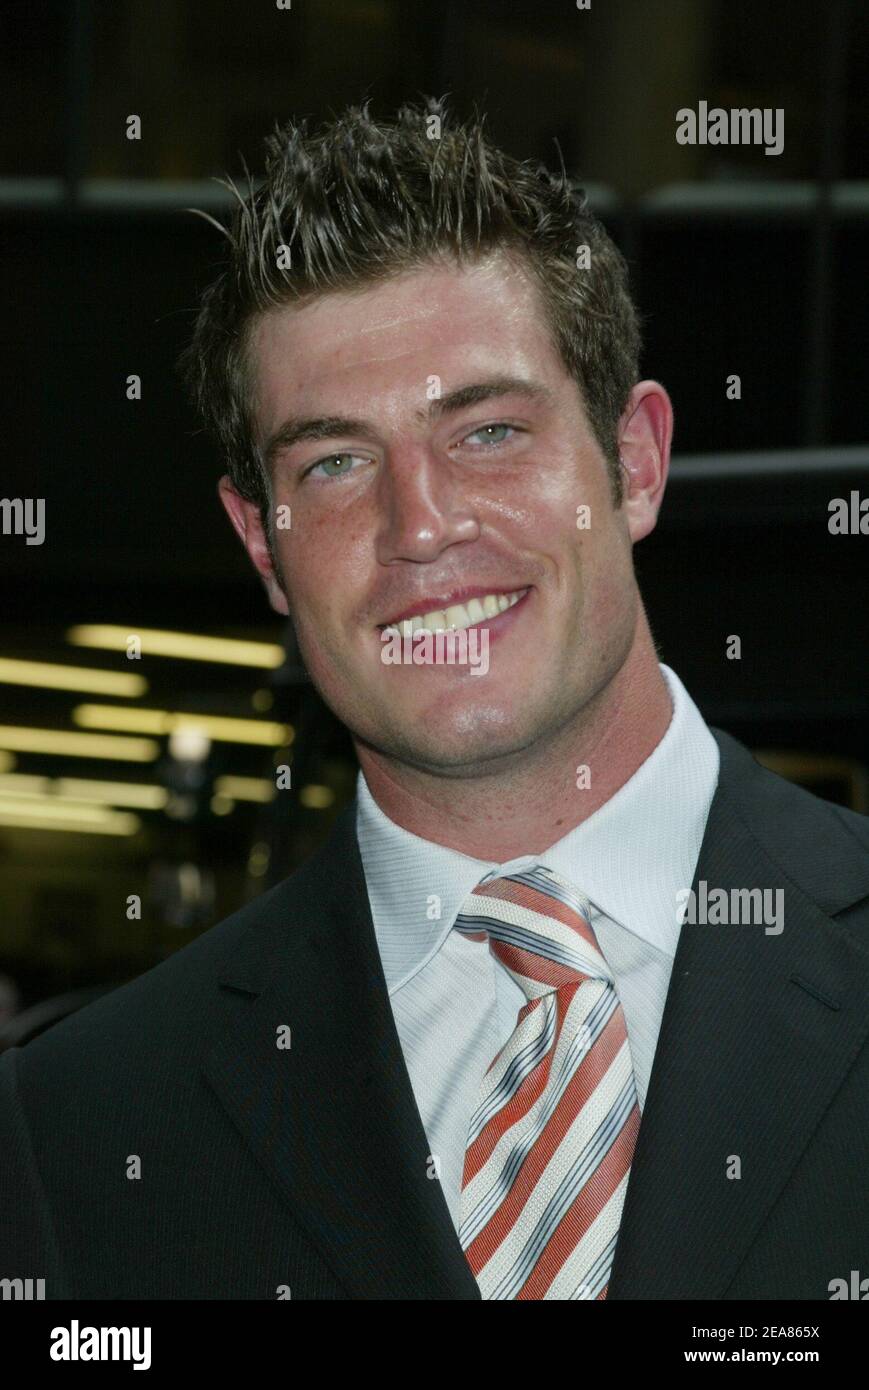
[177,96,641,515]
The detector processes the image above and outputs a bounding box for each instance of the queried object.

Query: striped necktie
[453,864,641,1300]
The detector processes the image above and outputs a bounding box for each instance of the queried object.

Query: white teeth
[444,603,469,629]
[386,589,526,635]
[422,609,448,633]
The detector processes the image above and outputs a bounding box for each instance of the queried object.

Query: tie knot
[454,865,610,1002]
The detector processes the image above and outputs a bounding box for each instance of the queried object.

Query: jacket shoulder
[710,725,869,921]
[9,856,319,1082]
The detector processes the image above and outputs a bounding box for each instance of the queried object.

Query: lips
[379,587,530,636]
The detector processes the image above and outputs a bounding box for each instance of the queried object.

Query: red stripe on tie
[464,1005,627,1275]
[476,878,598,952]
[463,983,582,1184]
[492,940,588,992]
[516,1099,641,1300]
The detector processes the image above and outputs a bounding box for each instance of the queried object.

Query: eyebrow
[261,374,554,468]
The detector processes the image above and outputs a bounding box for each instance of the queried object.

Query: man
[1,99,867,1300]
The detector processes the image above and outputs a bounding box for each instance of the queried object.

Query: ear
[617,381,673,543]
[218,475,289,616]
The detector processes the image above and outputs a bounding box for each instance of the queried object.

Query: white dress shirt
[355,663,720,1233]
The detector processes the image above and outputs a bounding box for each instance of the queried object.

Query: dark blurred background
[1,0,867,1044]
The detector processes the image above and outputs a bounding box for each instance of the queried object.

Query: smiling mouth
[379,588,529,636]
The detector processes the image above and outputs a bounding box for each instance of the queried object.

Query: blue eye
[307,452,366,479]
[463,423,517,447]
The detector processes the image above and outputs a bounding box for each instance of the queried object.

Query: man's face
[236,252,650,776]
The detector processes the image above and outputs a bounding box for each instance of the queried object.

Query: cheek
[584,537,633,634]
[279,516,367,633]
[284,502,340,576]
[566,512,629,611]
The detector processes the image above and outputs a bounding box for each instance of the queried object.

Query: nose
[374,446,481,564]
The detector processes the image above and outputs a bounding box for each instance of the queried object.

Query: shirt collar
[356,663,720,994]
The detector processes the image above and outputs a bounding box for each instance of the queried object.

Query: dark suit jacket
[1,727,868,1299]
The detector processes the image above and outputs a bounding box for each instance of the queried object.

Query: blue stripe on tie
[503,867,593,922]
[466,996,556,1142]
[568,1232,618,1299]
[493,1076,636,1299]
[490,1073,637,1299]
[460,988,616,1248]
[454,913,602,980]
[461,992,612,1245]
[467,990,612,1197]
[505,1075,636,1293]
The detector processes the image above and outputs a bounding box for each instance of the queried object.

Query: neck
[355,609,674,861]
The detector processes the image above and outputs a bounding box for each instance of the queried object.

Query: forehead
[246,252,567,435]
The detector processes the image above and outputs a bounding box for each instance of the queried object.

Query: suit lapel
[203,802,480,1299]
[608,727,869,1298]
